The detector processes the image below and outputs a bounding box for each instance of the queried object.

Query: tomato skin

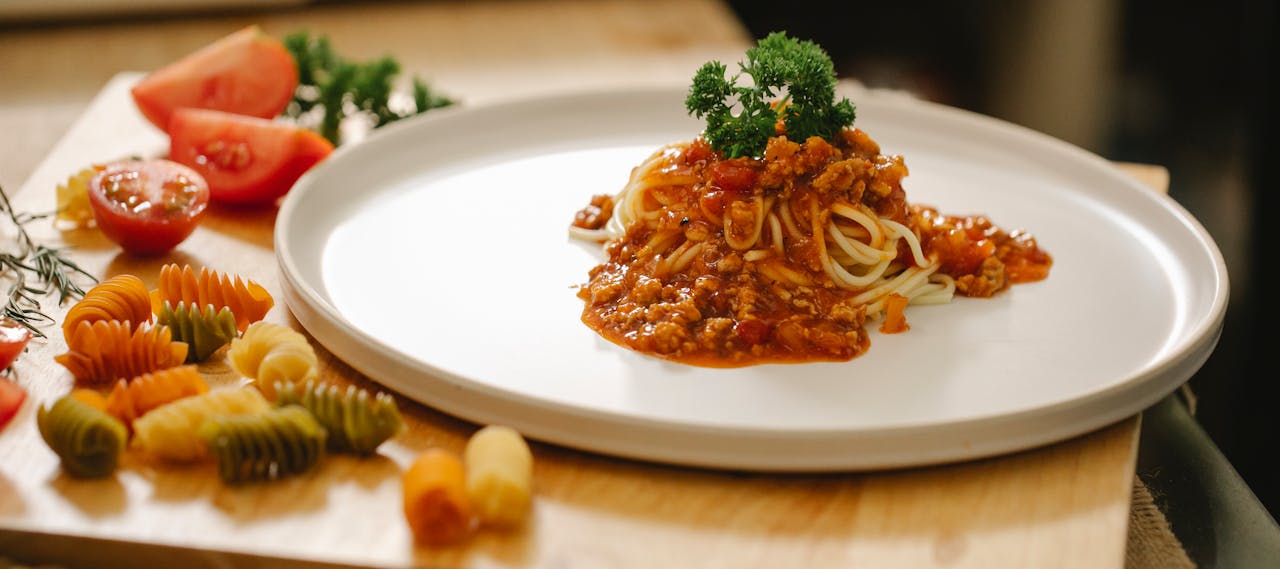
[168,108,334,206]
[1,318,32,430]
[0,379,25,431]
[1,318,32,372]
[88,159,210,256]
[130,25,298,131]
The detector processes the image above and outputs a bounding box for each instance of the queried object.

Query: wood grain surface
[1,3,1149,567]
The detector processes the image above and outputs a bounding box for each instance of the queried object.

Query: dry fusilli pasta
[275,380,405,454]
[132,388,270,462]
[61,274,151,338]
[227,322,317,400]
[37,393,128,478]
[198,405,328,484]
[156,301,237,362]
[105,364,209,426]
[55,320,188,384]
[150,264,273,332]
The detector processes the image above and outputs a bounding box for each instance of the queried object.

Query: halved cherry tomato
[168,108,334,206]
[130,25,298,132]
[88,159,210,255]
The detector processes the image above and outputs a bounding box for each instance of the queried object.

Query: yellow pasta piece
[463,425,533,527]
[227,321,317,400]
[150,263,274,332]
[403,448,473,545]
[62,274,152,338]
[132,388,270,462]
[55,320,189,385]
[105,364,209,426]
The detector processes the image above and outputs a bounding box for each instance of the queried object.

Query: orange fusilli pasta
[150,264,274,332]
[55,320,189,384]
[105,364,210,425]
[62,274,152,338]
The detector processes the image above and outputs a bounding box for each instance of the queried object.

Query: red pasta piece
[62,274,152,338]
[150,264,274,332]
[55,320,189,384]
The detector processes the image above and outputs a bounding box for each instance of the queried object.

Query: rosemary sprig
[1,183,97,338]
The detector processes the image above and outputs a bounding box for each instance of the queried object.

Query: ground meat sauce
[576,130,1052,367]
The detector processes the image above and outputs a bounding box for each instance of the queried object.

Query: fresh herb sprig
[282,31,455,145]
[685,32,856,158]
[1,185,96,337]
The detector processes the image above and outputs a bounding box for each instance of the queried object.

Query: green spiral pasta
[37,394,128,478]
[275,380,406,455]
[156,301,238,363]
[198,405,328,484]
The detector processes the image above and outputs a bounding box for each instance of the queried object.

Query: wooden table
[0,2,1183,567]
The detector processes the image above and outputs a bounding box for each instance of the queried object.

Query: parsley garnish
[283,31,455,145]
[685,32,856,158]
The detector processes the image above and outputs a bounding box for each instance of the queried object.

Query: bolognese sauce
[573,129,1052,367]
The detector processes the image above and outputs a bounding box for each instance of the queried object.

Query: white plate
[275,86,1228,471]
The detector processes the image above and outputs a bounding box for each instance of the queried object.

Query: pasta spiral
[156,301,238,362]
[37,394,128,478]
[132,388,270,462]
[275,380,406,454]
[55,320,189,384]
[105,364,209,426]
[61,274,152,338]
[227,322,317,401]
[150,264,274,333]
[198,405,328,484]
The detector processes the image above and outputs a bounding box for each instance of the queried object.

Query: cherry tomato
[130,25,298,132]
[88,159,210,255]
[168,108,334,206]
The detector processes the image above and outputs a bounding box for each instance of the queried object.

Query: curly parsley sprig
[685,32,856,158]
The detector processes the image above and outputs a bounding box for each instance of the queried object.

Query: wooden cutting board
[1,66,1149,569]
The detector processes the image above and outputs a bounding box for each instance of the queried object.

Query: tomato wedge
[168,108,334,206]
[1,317,32,372]
[88,159,210,255]
[131,25,298,131]
[1,318,32,430]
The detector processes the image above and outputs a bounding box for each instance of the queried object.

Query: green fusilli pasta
[198,405,327,483]
[275,380,406,455]
[37,394,128,478]
[156,301,238,362]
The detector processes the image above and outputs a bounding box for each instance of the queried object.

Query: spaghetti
[571,129,1051,367]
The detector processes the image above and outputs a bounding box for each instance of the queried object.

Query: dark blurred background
[729,0,1277,521]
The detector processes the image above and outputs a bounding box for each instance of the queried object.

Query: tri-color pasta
[132,387,270,462]
[463,425,533,527]
[227,322,317,401]
[105,364,209,426]
[150,263,274,333]
[274,380,405,455]
[156,301,238,362]
[61,274,153,338]
[37,394,128,478]
[55,320,188,384]
[198,405,328,484]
